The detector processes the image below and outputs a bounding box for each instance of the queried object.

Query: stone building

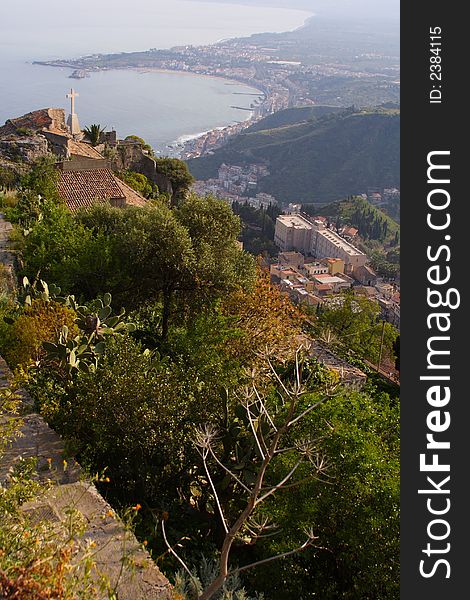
[56,158,147,211]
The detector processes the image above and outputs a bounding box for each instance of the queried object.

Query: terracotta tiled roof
[114,178,148,207]
[58,168,148,212]
[68,140,104,160]
[0,109,67,137]
[58,168,125,211]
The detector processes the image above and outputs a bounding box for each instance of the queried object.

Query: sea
[0,0,311,155]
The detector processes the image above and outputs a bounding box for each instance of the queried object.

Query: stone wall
[113,142,174,196]
[0,357,172,599]
[0,137,49,164]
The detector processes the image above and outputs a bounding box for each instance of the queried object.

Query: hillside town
[34,19,400,161]
[191,160,400,211]
[270,211,400,328]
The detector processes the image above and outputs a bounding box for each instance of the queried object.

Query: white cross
[66,88,79,115]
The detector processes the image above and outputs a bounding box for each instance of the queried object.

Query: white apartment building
[274,214,313,254]
[275,214,367,270]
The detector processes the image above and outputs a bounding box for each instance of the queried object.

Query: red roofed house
[342,226,358,239]
[57,158,147,212]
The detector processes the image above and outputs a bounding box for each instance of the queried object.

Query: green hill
[187,106,400,205]
[246,105,343,132]
[308,196,400,244]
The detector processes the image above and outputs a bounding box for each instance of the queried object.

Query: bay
[0,0,311,153]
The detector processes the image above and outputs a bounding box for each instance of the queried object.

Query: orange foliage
[0,548,71,599]
[222,272,301,363]
[4,299,78,368]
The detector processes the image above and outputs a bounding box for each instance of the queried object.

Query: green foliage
[155,157,194,203]
[18,202,124,298]
[124,135,154,154]
[76,199,254,338]
[369,249,400,279]
[42,293,135,378]
[17,195,255,340]
[0,166,20,190]
[120,170,159,199]
[247,388,399,600]
[176,194,256,306]
[19,156,61,204]
[231,201,282,257]
[39,335,223,504]
[309,196,399,245]
[1,298,79,369]
[312,292,399,366]
[7,147,399,599]
[188,108,400,204]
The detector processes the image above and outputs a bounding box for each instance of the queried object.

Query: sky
[0,0,312,60]
[189,0,399,20]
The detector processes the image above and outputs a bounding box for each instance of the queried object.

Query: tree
[316,292,398,366]
[176,194,256,310]
[221,271,300,364]
[20,202,95,293]
[119,170,159,199]
[155,158,194,204]
[83,124,106,146]
[19,156,61,203]
[119,204,196,340]
[162,351,335,600]
[393,335,400,372]
[248,388,400,599]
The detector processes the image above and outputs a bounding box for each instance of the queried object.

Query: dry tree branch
[230,529,322,576]
[160,518,194,580]
[207,445,252,494]
[162,349,332,600]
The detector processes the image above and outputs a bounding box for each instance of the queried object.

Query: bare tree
[161,349,337,600]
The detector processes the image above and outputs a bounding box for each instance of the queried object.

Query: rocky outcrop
[0,136,49,164]
[0,108,68,166]
[0,108,68,137]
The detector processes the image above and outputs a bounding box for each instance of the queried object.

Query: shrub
[2,299,78,368]
[38,335,222,505]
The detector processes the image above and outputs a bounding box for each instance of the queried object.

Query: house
[56,158,147,212]
[279,251,305,270]
[354,285,378,299]
[320,257,345,275]
[312,274,352,294]
[354,264,378,286]
[342,226,358,239]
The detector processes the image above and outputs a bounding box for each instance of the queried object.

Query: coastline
[30,7,313,159]
[37,62,269,158]
[132,66,264,92]
[131,66,265,156]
